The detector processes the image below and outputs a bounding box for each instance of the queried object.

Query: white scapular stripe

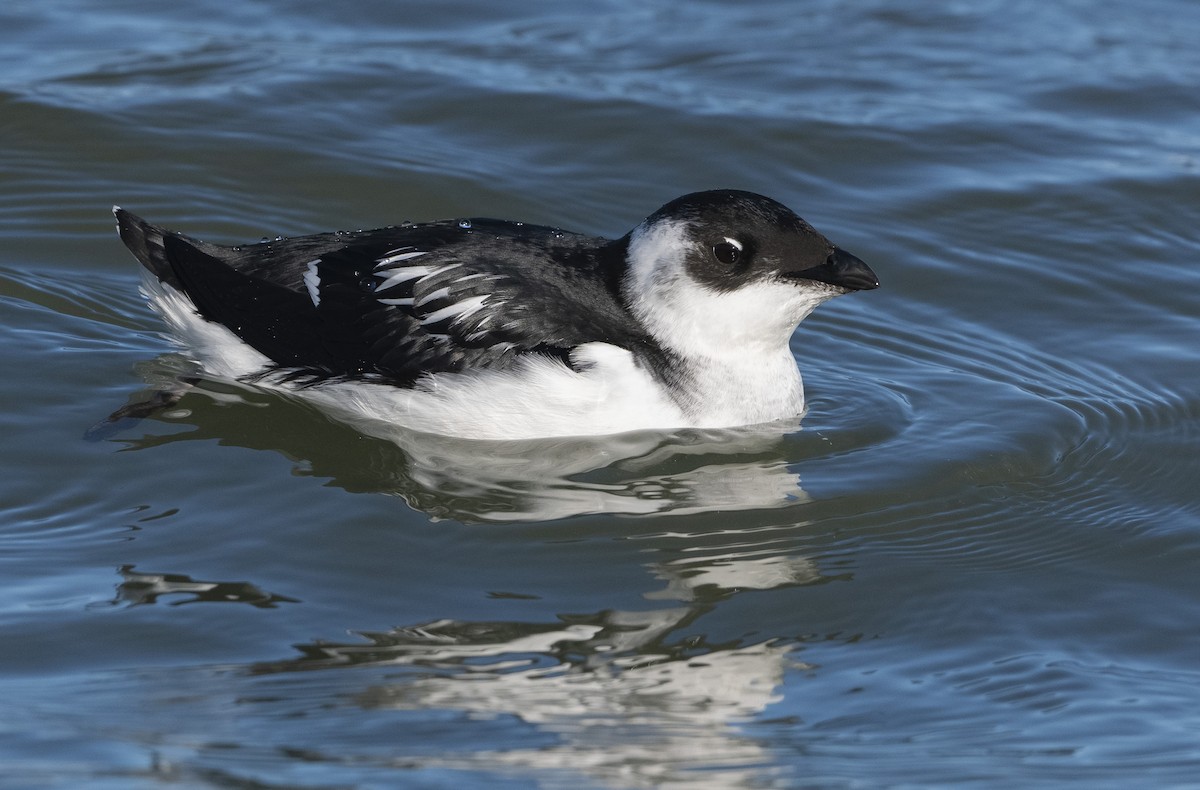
[419,294,489,326]
[414,286,450,308]
[376,265,433,291]
[375,249,428,267]
[303,259,321,306]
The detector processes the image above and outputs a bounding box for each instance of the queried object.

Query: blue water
[2,1,1199,787]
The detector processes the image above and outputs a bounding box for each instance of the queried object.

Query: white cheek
[624,221,830,357]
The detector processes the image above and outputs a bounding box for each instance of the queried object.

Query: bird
[114,189,878,441]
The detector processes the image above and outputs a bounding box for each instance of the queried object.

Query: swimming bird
[114,190,877,440]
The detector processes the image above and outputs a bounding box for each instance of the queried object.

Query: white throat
[622,220,834,425]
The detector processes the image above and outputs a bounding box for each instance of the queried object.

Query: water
[2,0,1199,786]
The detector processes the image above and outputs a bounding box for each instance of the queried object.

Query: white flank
[139,270,272,380]
[300,342,689,441]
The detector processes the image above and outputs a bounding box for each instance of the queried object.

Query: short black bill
[787,247,879,291]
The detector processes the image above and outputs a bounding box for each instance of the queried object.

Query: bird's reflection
[276,613,795,787]
[237,526,836,787]
[92,359,816,522]
[93,361,839,783]
[106,565,299,608]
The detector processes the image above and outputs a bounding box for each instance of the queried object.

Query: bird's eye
[712,237,743,265]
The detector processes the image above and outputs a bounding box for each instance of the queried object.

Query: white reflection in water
[358,626,793,787]
[390,426,811,521]
[252,526,827,788]
[101,364,830,784]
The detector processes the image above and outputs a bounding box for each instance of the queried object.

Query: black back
[116,210,649,385]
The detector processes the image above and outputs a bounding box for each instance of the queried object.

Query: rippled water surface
[3,1,1199,787]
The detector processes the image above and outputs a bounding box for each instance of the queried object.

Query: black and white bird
[114,190,878,441]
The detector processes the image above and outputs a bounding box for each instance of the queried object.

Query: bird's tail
[113,206,185,290]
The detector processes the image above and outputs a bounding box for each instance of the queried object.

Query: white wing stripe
[420,295,489,326]
[376,262,460,292]
[414,286,450,308]
[449,272,494,285]
[376,266,433,291]
[376,249,429,267]
[303,259,321,306]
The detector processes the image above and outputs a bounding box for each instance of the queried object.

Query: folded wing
[117,211,644,386]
